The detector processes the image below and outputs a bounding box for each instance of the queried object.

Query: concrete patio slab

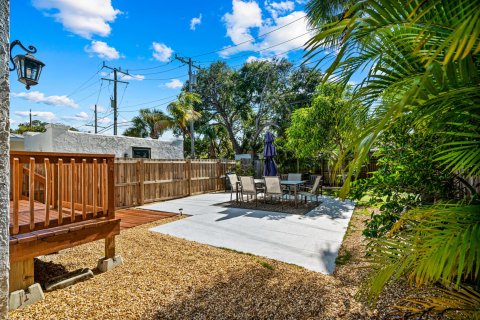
[142,193,355,274]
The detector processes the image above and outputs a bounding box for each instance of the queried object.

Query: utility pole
[94,104,98,134]
[174,54,201,158]
[29,108,32,129]
[101,62,129,135]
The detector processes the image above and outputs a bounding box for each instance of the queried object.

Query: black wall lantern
[9,40,45,90]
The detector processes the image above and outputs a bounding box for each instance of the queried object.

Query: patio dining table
[280,180,307,207]
[235,179,307,207]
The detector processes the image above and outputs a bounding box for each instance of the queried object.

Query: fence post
[187,159,192,196]
[136,159,145,206]
[216,160,221,191]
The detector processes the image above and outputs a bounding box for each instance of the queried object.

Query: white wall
[24,124,184,159]
[0,0,9,314]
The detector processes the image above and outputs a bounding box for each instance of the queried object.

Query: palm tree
[123,108,171,139]
[305,0,480,317]
[159,92,202,140]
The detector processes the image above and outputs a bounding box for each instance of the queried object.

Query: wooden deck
[115,208,177,230]
[10,200,177,232]
[9,199,105,234]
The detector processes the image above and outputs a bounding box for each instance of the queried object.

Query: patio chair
[239,176,263,206]
[226,173,240,202]
[298,175,322,206]
[287,173,302,181]
[264,176,288,207]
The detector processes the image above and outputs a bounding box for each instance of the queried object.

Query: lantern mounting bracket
[9,40,38,72]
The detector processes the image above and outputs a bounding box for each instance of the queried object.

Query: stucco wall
[0,0,9,315]
[9,139,24,150]
[24,124,184,159]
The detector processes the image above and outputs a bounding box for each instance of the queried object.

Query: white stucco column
[0,0,10,316]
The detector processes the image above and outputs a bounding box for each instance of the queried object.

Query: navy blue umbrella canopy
[263,131,278,176]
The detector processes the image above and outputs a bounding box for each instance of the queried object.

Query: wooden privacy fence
[115,159,236,208]
[9,151,115,235]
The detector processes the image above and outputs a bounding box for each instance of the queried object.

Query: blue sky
[9,0,340,135]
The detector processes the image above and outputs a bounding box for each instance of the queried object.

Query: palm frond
[362,204,480,300]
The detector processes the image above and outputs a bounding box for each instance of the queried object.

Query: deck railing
[9,151,115,235]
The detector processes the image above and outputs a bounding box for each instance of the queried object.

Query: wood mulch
[9,206,389,320]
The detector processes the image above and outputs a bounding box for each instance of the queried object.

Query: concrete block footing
[97,256,124,273]
[45,268,94,292]
[9,283,45,310]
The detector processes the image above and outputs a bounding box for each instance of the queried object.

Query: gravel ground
[9,208,377,320]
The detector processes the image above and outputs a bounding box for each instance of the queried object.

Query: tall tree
[286,83,364,178]
[0,0,9,314]
[194,59,322,156]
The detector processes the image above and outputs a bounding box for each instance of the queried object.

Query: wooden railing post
[29,157,35,230]
[107,157,115,218]
[12,158,20,234]
[81,159,87,220]
[102,159,108,214]
[136,159,144,206]
[57,159,63,224]
[93,159,98,217]
[70,158,76,222]
[105,156,116,259]
[44,158,51,227]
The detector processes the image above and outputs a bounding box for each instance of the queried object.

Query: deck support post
[97,236,123,273]
[9,258,34,292]
[105,236,115,258]
[8,258,45,310]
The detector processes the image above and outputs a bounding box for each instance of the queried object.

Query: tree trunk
[0,0,10,315]
[221,115,242,154]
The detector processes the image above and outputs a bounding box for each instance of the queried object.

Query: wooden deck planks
[115,208,176,230]
[10,201,177,232]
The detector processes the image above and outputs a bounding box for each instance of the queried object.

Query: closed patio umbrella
[263,131,278,176]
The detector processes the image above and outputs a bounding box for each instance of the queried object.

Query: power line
[192,14,308,58]
[122,15,309,72]
[126,59,174,72]
[134,64,184,76]
[66,63,102,97]
[198,32,310,64]
[118,95,178,110]
[119,99,177,113]
[141,74,189,81]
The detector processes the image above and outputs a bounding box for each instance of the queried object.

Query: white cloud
[12,91,78,108]
[62,111,90,121]
[32,0,121,39]
[190,14,202,30]
[165,79,183,89]
[152,42,173,62]
[85,40,121,60]
[245,55,271,63]
[98,117,111,124]
[220,0,262,56]
[90,104,106,112]
[257,11,311,56]
[15,111,56,121]
[120,73,145,81]
[266,1,295,18]
[220,1,311,58]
